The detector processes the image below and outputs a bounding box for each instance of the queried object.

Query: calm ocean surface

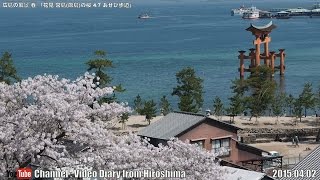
[0,0,320,109]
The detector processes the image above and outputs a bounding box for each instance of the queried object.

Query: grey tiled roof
[223,166,268,180]
[138,112,206,140]
[280,145,320,180]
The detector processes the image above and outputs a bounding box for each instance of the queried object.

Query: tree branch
[40,154,62,169]
[20,132,66,168]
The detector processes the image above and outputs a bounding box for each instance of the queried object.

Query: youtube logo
[16,168,32,180]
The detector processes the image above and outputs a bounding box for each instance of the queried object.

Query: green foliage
[159,95,171,116]
[285,94,295,116]
[172,67,204,113]
[0,52,20,84]
[114,83,126,92]
[94,50,106,57]
[86,50,124,103]
[119,113,129,130]
[232,66,276,120]
[317,85,320,112]
[247,66,276,118]
[226,93,245,117]
[230,79,248,95]
[271,93,286,123]
[272,93,286,117]
[178,95,197,113]
[134,94,143,115]
[213,96,224,118]
[299,83,316,117]
[142,100,157,125]
[86,50,113,87]
[228,79,246,119]
[293,96,303,122]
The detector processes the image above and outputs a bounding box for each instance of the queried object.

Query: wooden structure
[240,155,283,172]
[138,112,269,170]
[238,21,286,78]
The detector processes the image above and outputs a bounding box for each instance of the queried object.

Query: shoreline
[112,114,320,133]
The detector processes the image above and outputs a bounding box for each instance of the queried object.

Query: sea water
[0,0,319,109]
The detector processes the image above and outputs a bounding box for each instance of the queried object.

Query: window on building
[190,140,205,148]
[212,138,230,156]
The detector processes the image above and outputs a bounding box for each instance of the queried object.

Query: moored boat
[138,13,150,19]
[242,7,260,19]
[285,7,311,16]
[310,8,320,17]
[274,11,291,19]
[231,5,247,16]
[259,11,272,18]
[269,8,289,13]
[231,5,260,16]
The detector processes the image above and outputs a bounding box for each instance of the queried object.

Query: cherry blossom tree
[0,73,225,179]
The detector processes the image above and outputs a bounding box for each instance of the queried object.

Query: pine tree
[134,94,143,115]
[159,95,171,116]
[86,50,125,103]
[0,52,20,84]
[86,50,113,86]
[232,66,276,121]
[248,66,276,120]
[119,113,129,130]
[272,93,286,124]
[299,83,316,117]
[286,94,295,116]
[317,85,320,111]
[226,93,245,123]
[142,100,157,125]
[213,96,224,119]
[293,96,303,122]
[172,67,203,113]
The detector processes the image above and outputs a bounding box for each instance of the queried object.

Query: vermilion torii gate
[238,21,286,78]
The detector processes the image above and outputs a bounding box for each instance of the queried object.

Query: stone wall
[239,128,320,143]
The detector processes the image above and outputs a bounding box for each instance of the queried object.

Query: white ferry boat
[231,5,247,16]
[231,6,260,16]
[138,13,151,19]
[275,11,291,19]
[285,7,310,16]
[242,7,260,19]
[310,8,320,17]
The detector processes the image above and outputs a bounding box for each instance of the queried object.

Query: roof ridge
[172,111,206,117]
[206,116,242,130]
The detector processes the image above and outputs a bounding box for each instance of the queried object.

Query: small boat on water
[269,8,289,13]
[231,5,260,16]
[310,8,320,17]
[138,13,151,19]
[285,7,310,16]
[242,7,260,19]
[309,3,320,17]
[231,5,247,16]
[259,11,272,18]
[274,11,291,19]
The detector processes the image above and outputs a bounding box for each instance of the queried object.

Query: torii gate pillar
[237,21,286,78]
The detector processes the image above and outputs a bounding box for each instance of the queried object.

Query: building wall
[177,120,262,164]
[222,138,238,163]
[178,119,237,150]
[237,149,262,162]
[224,139,262,164]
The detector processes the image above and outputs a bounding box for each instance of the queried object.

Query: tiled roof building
[138,112,269,170]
